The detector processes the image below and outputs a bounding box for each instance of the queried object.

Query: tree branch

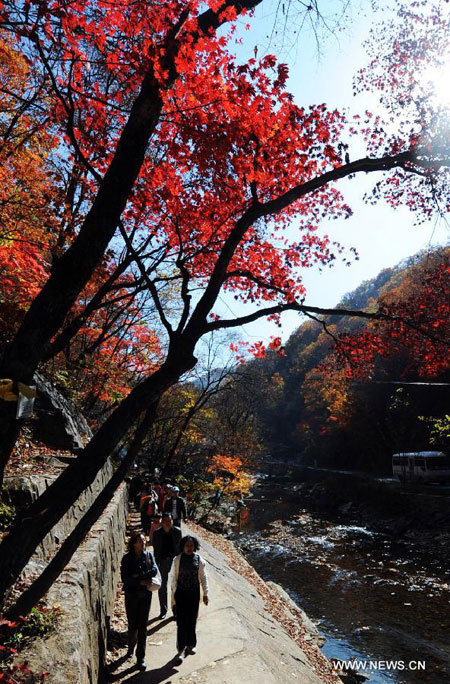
[185,150,423,338]
[225,269,287,297]
[259,151,416,218]
[118,222,174,338]
[205,302,388,330]
[43,254,137,361]
[205,301,450,347]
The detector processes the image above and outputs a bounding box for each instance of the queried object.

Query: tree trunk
[0,345,197,608]
[162,411,194,476]
[0,71,164,468]
[0,0,256,473]
[6,405,156,620]
[0,403,21,487]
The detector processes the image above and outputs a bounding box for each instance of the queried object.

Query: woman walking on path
[120,533,160,671]
[170,534,209,664]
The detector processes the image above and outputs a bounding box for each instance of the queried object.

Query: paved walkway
[105,516,333,684]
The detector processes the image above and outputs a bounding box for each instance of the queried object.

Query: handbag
[145,554,162,592]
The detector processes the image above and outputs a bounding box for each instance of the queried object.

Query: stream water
[232,479,450,684]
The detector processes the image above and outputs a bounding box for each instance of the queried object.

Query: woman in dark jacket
[120,532,158,671]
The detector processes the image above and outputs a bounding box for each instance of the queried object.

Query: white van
[392,451,450,483]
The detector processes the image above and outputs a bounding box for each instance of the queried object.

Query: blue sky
[213,0,449,345]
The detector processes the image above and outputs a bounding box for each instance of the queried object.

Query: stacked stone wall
[12,463,128,684]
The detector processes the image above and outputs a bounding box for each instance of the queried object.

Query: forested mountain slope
[242,248,449,472]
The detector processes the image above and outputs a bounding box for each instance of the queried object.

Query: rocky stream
[231,475,450,684]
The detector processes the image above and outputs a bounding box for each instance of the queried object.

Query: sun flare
[421,58,450,109]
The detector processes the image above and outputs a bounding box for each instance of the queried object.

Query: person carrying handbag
[120,533,161,671]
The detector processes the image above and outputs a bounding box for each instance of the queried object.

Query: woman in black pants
[170,535,209,664]
[120,532,159,672]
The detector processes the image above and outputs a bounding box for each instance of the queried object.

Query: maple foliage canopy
[2,0,450,359]
[0,35,57,322]
[2,0,450,610]
[1,0,355,312]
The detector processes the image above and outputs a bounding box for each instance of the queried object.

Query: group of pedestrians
[120,480,208,673]
[135,481,188,542]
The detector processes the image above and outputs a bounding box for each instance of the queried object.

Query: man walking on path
[153,513,182,618]
[164,486,187,529]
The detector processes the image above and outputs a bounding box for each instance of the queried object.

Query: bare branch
[173,220,192,334]
[118,222,174,338]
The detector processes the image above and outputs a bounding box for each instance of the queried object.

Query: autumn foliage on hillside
[306,251,449,462]
[330,250,450,379]
[234,249,449,473]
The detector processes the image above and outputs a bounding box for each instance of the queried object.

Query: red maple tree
[1,0,450,610]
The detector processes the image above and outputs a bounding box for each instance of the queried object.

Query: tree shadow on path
[106,658,137,681]
[106,616,177,682]
[107,656,180,683]
[107,628,128,653]
[146,616,174,636]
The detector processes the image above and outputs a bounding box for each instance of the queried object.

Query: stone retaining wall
[12,464,128,684]
[7,458,114,569]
